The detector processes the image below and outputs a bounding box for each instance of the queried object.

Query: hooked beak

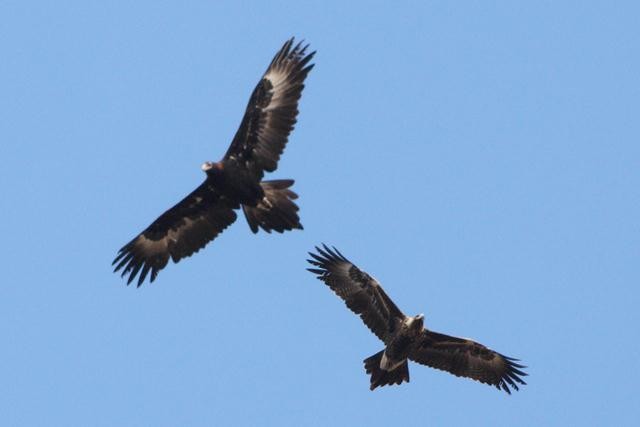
[201,161,213,171]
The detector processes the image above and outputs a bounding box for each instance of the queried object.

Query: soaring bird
[307,245,527,393]
[113,39,315,286]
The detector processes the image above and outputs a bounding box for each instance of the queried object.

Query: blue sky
[2,1,639,425]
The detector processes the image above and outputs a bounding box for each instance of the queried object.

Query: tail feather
[242,179,303,234]
[364,350,410,391]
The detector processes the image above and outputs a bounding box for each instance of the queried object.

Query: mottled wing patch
[112,183,238,286]
[410,331,527,394]
[307,244,405,342]
[224,38,315,179]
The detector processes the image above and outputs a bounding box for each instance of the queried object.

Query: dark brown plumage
[307,245,527,393]
[113,39,314,286]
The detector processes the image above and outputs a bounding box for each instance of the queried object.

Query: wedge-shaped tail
[364,350,410,390]
[242,179,302,233]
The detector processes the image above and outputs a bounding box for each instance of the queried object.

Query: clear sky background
[2,1,639,426]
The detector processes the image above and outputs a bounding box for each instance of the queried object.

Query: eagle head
[201,161,223,174]
[402,314,425,331]
[412,314,425,330]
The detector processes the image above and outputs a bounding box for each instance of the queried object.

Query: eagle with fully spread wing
[307,245,527,393]
[113,39,315,286]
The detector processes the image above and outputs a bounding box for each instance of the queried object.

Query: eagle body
[308,245,527,393]
[202,161,264,206]
[113,39,314,286]
[382,315,424,368]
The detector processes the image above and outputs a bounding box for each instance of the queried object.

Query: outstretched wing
[409,330,527,394]
[112,182,239,287]
[224,38,315,180]
[307,245,405,342]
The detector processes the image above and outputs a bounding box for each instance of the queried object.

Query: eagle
[113,39,315,286]
[307,245,527,393]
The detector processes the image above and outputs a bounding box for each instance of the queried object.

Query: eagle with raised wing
[307,245,527,393]
[113,38,315,286]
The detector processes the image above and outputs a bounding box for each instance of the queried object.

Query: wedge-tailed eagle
[307,245,527,393]
[113,38,315,286]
